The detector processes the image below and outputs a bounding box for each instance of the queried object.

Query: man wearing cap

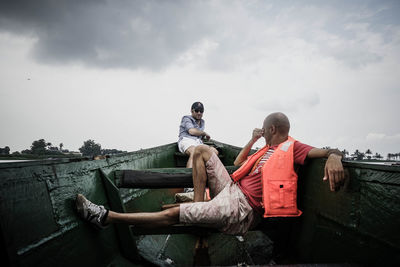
[178,102,217,168]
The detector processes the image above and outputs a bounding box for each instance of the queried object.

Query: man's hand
[234,128,264,166]
[323,154,345,191]
[203,132,210,141]
[252,128,264,142]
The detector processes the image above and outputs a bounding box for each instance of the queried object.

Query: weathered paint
[291,160,400,266]
[0,143,178,266]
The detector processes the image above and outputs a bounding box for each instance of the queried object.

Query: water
[361,161,399,166]
[0,160,35,163]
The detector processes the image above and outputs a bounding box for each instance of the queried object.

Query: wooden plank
[117,166,239,188]
[99,170,140,261]
[120,170,192,188]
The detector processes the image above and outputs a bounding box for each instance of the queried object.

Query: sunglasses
[194,109,204,113]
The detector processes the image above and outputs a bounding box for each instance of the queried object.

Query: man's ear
[270,125,276,134]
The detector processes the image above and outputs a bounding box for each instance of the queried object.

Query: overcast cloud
[0,0,399,158]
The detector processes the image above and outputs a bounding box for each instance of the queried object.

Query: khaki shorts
[179,153,259,235]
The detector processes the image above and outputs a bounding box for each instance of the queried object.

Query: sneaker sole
[76,194,87,218]
[75,194,108,230]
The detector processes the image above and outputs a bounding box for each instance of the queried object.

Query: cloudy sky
[0,0,399,158]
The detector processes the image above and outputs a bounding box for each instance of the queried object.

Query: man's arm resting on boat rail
[307,148,345,192]
[234,128,264,166]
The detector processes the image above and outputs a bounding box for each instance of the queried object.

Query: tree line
[339,148,396,161]
[0,139,126,158]
[1,141,399,161]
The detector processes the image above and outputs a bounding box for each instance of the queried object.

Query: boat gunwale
[0,142,179,169]
[342,160,400,172]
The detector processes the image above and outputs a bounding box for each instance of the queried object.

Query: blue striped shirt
[178,115,205,141]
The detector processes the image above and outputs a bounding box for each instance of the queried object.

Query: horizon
[1,136,398,161]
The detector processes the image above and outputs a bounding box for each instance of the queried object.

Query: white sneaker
[76,194,109,229]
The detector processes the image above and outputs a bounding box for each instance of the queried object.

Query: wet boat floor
[136,231,360,266]
[136,231,274,266]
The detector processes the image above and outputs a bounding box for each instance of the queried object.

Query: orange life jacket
[231,136,302,218]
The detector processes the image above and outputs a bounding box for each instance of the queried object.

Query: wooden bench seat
[114,166,238,188]
[174,151,224,167]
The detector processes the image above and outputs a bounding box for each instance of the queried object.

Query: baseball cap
[191,102,204,112]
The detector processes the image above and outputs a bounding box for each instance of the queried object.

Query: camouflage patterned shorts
[179,153,258,235]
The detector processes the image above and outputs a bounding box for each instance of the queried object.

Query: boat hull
[0,141,399,266]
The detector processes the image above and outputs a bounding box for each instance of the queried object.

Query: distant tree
[79,139,102,157]
[365,149,372,160]
[352,149,365,160]
[48,146,59,152]
[387,153,399,161]
[341,149,349,158]
[350,149,359,160]
[0,146,10,155]
[31,139,47,155]
[21,149,31,154]
[101,148,127,155]
[374,153,382,160]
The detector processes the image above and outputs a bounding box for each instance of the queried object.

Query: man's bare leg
[106,206,180,228]
[76,194,180,229]
[210,146,219,156]
[186,145,218,168]
[185,146,196,168]
[192,145,213,202]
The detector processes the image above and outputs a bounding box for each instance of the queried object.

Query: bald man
[76,112,344,235]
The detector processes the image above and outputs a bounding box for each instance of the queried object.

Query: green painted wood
[0,142,178,266]
[100,170,140,262]
[1,141,399,266]
[291,158,400,266]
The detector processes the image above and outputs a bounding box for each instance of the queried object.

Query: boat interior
[0,140,399,266]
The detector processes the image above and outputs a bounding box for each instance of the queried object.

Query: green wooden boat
[0,141,399,266]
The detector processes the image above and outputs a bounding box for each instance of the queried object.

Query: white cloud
[367,133,400,142]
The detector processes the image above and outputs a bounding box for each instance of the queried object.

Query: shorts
[179,153,259,235]
[178,137,203,153]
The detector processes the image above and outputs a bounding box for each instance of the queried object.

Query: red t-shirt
[237,141,314,214]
